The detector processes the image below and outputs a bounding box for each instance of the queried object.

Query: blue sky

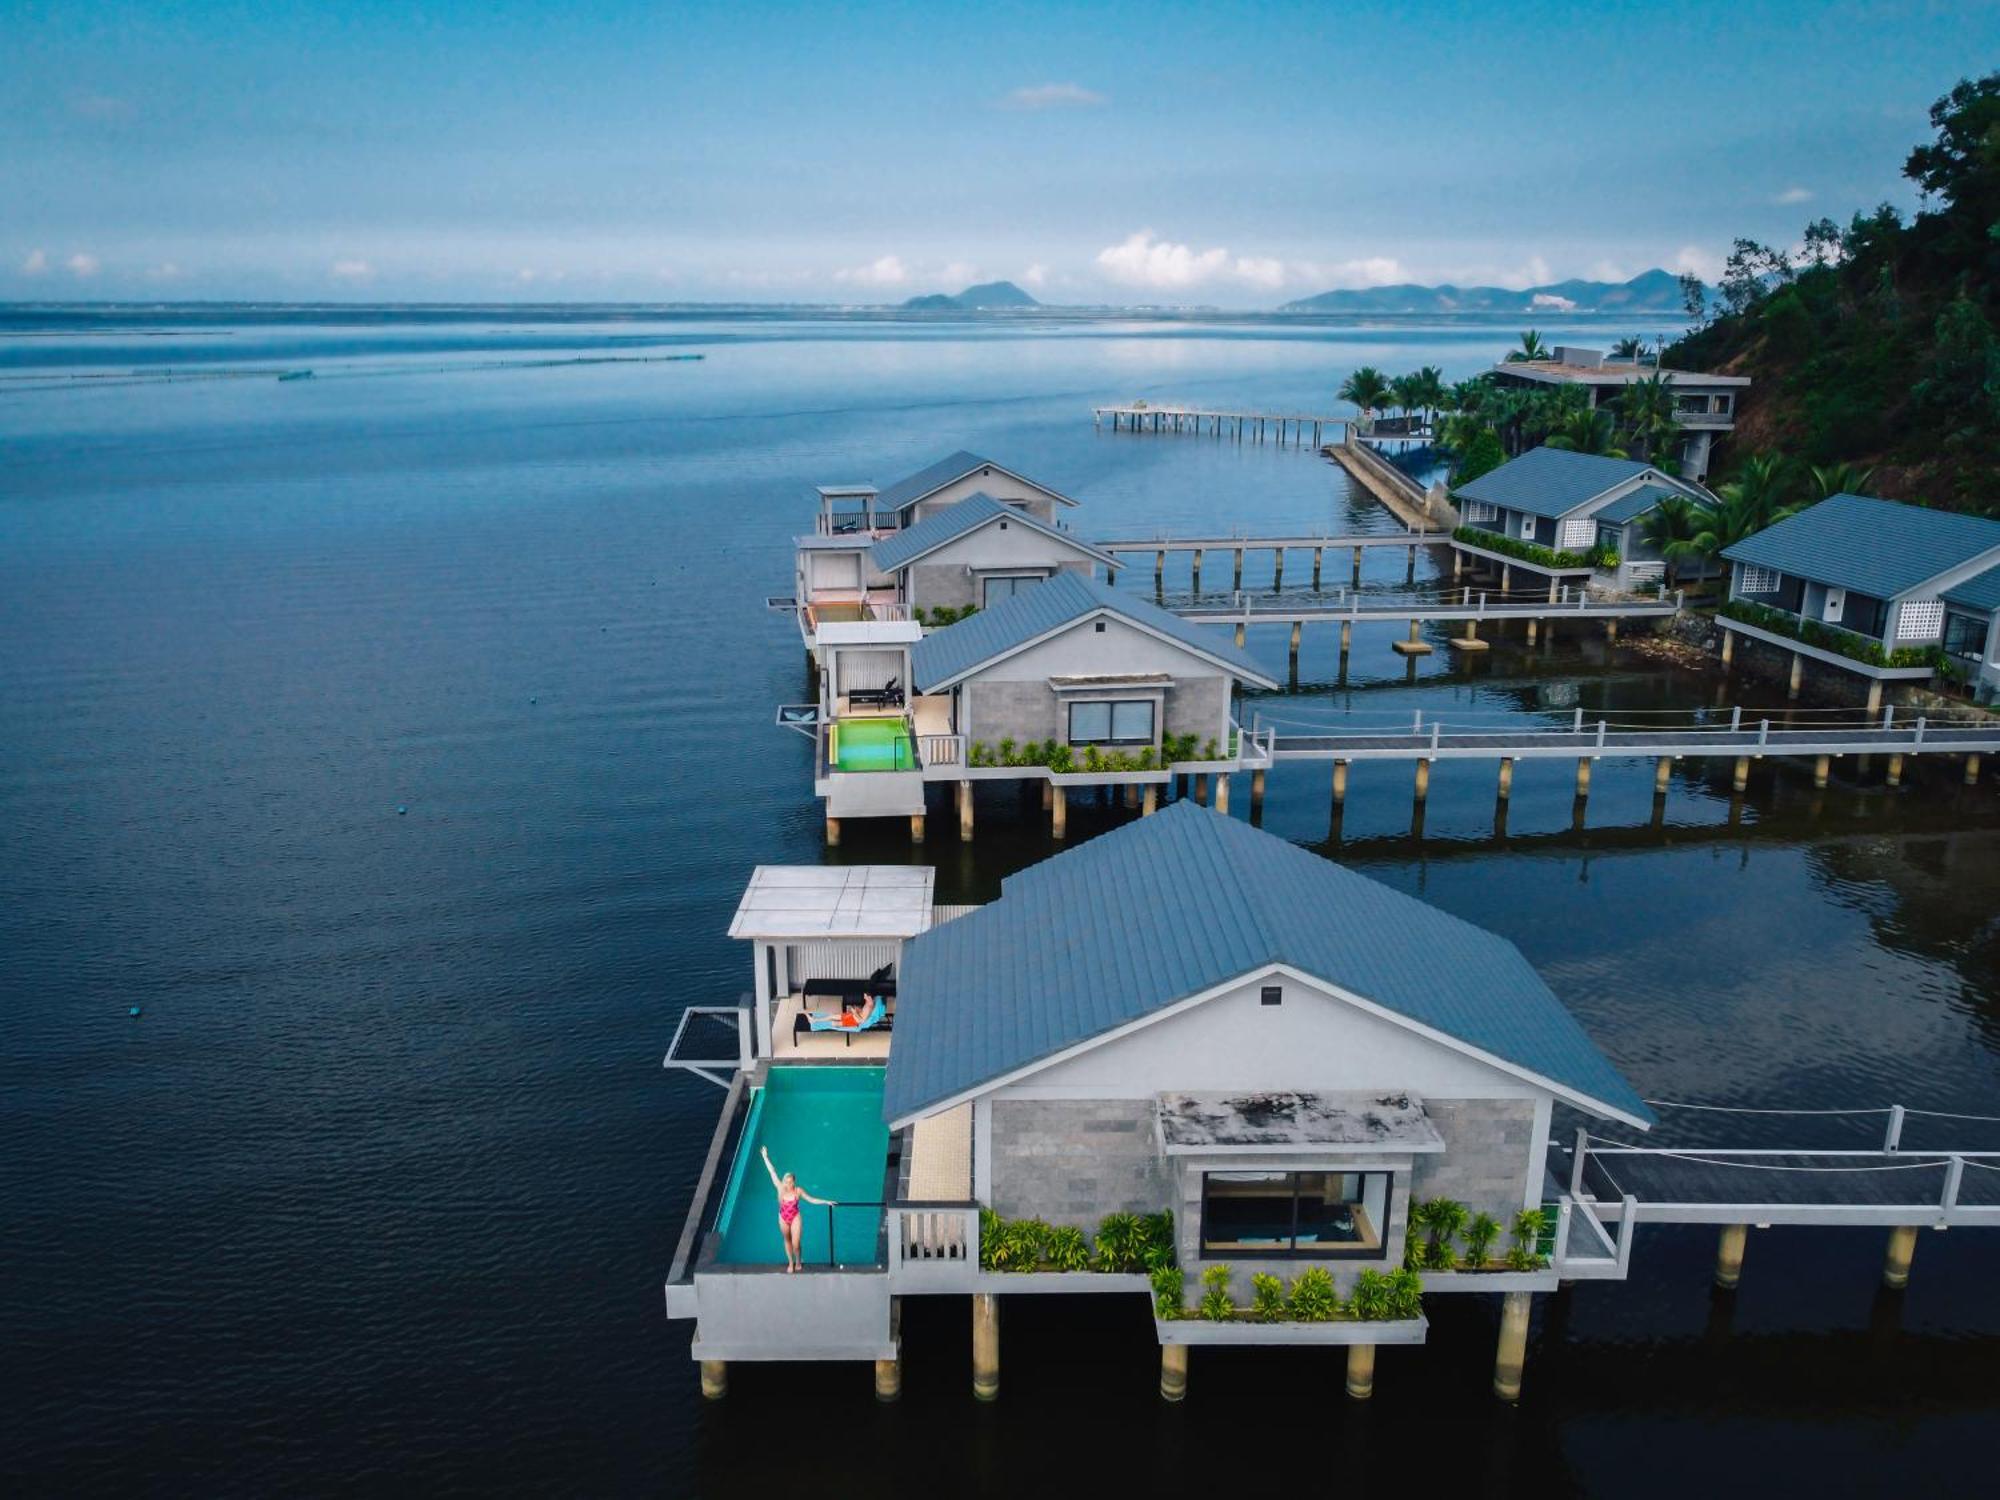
[4,0,1995,305]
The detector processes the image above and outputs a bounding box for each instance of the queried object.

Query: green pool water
[832,716,913,771]
[714,1067,889,1267]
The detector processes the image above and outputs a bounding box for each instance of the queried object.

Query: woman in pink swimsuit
[761,1146,835,1272]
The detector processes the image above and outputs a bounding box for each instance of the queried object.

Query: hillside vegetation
[1667,73,2000,514]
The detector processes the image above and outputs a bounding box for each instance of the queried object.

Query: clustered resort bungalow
[663,804,1651,1403]
[1720,493,2000,707]
[1449,446,1715,595]
[785,453,1278,843]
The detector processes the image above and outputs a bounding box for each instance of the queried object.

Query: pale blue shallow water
[713,1068,889,1267]
[3,308,1998,1497]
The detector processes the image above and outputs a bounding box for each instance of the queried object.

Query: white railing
[867,600,913,622]
[887,1202,981,1287]
[1625,561,1666,581]
[918,733,966,767]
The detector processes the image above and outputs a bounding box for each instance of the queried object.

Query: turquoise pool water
[831,716,913,771]
[713,1067,889,1266]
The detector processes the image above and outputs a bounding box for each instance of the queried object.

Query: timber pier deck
[1094,404,1347,446]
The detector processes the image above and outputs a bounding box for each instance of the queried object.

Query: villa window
[1944,611,1989,661]
[1463,500,1496,523]
[1199,1170,1390,1258]
[1738,565,1781,595]
[1898,599,1944,642]
[982,573,1044,606]
[1067,699,1156,746]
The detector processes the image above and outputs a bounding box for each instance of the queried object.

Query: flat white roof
[1157,1090,1447,1154]
[1493,360,1750,387]
[729,865,938,940]
[816,620,923,646]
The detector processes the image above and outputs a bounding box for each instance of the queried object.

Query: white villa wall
[1886,545,2000,642]
[906,470,1061,525]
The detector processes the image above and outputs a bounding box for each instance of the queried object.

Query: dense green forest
[1667,73,2000,514]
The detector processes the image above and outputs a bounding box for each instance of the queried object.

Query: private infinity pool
[713,1067,890,1267]
[830,716,914,771]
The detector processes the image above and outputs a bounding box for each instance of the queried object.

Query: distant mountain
[901,279,1040,311]
[1280,268,1702,315]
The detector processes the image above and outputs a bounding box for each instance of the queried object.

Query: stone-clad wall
[1409,1098,1538,1221]
[965,676,1230,752]
[988,1100,1171,1228]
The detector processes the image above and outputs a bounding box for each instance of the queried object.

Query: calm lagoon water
[3,310,1998,1496]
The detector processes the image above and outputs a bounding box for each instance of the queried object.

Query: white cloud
[939,261,979,288]
[1774,186,1813,205]
[1231,256,1287,290]
[834,254,909,288]
[1587,259,1632,283]
[1312,256,1404,289]
[21,249,48,275]
[1095,230,1230,289]
[1020,263,1049,289]
[65,252,98,277]
[331,258,373,280]
[1001,82,1104,111]
[1672,244,1722,282]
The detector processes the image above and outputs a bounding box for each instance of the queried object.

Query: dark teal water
[4,310,1998,1497]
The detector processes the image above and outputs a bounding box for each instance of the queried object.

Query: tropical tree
[1808,460,1875,501]
[1389,373,1425,429]
[1684,452,1804,560]
[1544,407,1628,458]
[1410,365,1449,428]
[1452,427,1507,485]
[1505,329,1551,363]
[1637,495,1709,588]
[1610,336,1646,360]
[1617,371,1682,464]
[1338,366,1393,420]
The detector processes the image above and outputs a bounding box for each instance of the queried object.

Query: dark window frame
[1197,1170,1393,1261]
[1066,698,1157,747]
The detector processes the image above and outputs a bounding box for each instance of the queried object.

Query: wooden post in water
[1312,547,1323,590]
[1788,652,1804,699]
[701,1360,728,1400]
[958,780,974,841]
[1141,784,1158,816]
[1413,759,1431,802]
[1715,1224,1749,1289]
[825,816,841,847]
[1575,759,1592,798]
[1192,549,1203,593]
[1967,754,1983,785]
[1250,768,1266,815]
[1887,753,1905,786]
[1346,1342,1375,1400]
[1883,1225,1919,1290]
[1289,621,1302,677]
[972,1293,1000,1401]
[910,813,925,844]
[1732,756,1751,792]
[1159,1342,1189,1402]
[1233,549,1244,592]
[1493,1291,1532,1401]
[1214,774,1231,814]
[1272,548,1284,592]
[1720,630,1734,666]
[1331,759,1349,807]
[1155,549,1166,593]
[1497,757,1515,800]
[1813,754,1831,788]
[1655,756,1672,796]
[1339,619,1352,655]
[1050,786,1067,840]
[1352,546,1363,586]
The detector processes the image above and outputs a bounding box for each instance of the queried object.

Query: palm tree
[1544,407,1628,458]
[1610,336,1646,361]
[1808,461,1874,501]
[1685,452,1803,561]
[1505,329,1550,363]
[1410,366,1448,429]
[1637,495,1708,588]
[1617,371,1681,463]
[1338,366,1393,423]
[1389,373,1425,431]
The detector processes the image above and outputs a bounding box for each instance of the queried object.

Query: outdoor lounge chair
[794,993,892,1048]
[847,678,903,710]
[801,964,895,1006]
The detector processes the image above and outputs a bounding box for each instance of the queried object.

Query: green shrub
[1250,1273,1288,1322]
[1509,1208,1550,1270]
[1151,1265,1185,1319]
[1452,524,1591,571]
[1197,1264,1235,1322]
[1045,1224,1091,1272]
[1462,1212,1502,1268]
[1137,1211,1177,1271]
[1349,1268,1396,1321]
[1383,1268,1425,1320]
[985,1216,1050,1271]
[1286,1266,1340,1322]
[1093,1212,1145,1272]
[997,737,1015,762]
[1413,1197,1468,1271]
[977,1207,1004,1271]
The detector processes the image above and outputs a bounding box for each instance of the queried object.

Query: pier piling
[874,1355,902,1402]
[1655,756,1672,796]
[910,813,925,844]
[1194,773,1209,806]
[700,1360,728,1400]
[972,1294,1000,1401]
[1215,774,1231,814]
[1887,753,1904,786]
[1720,631,1735,667]
[1732,756,1751,792]
[1968,753,1983,785]
[1413,759,1431,802]
[1142,784,1158,816]
[1050,787,1067,840]
[1497,757,1515,800]
[1233,549,1244,592]
[1192,549,1203,592]
[1159,1343,1189,1402]
[1493,1291,1532,1402]
[1883,1225,1919,1290]
[957,780,974,840]
[1250,768,1266,815]
[1312,547,1323,590]
[1332,759,1349,807]
[1575,759,1592,798]
[1788,652,1804,699]
[1715,1224,1749,1289]
[1813,754,1831,788]
[824,816,841,847]
[1345,1342,1375,1400]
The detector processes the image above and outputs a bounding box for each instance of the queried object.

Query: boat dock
[1094,404,1347,446]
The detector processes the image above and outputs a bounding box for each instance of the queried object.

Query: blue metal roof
[883,802,1653,1126]
[1722,494,2000,599]
[867,492,1113,573]
[1945,562,2000,614]
[1453,447,1655,520]
[875,450,1077,512]
[910,570,1277,691]
[1593,483,1679,526]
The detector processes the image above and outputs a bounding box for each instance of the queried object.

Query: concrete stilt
[1192,549,1203,593]
[1883,1225,1919,1290]
[1413,759,1431,802]
[958,780,974,840]
[1312,547,1323,589]
[825,816,841,847]
[1050,787,1067,840]
[1813,754,1831,788]
[1720,630,1735,667]
[1732,756,1751,792]
[1497,757,1515,800]
[1250,769,1266,814]
[1715,1223,1749,1289]
[1493,1291,1532,1402]
[1339,620,1352,655]
[1332,759,1349,806]
[1788,652,1804,699]
[1575,759,1592,797]
[1866,680,1883,715]
[700,1360,728,1400]
[1655,756,1672,795]
[1968,754,1983,785]
[972,1293,1000,1401]
[1194,773,1209,806]
[1041,780,1053,810]
[1142,784,1158,816]
[1352,546,1363,585]
[1526,618,1538,645]
[1123,782,1139,809]
[1288,621,1302,673]
[910,813,925,843]
[1273,551,1284,591]
[1887,753,1904,786]
[1393,618,1432,656]
[1345,1342,1376,1400]
[1159,1342,1189,1402]
[1233,550,1244,592]
[1234,622,1246,649]
[1215,775,1231,814]
[874,1355,902,1402]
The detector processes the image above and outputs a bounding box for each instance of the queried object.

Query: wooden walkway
[1093,404,1345,446]
[1178,591,1677,630]
[1258,715,2000,764]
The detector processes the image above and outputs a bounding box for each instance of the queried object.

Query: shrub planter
[972,1271,1152,1295]
[1154,1315,1428,1347]
[1411,1268,1559,1293]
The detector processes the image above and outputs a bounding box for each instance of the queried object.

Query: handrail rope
[1901,1107,2000,1123]
[1583,1146,1953,1173]
[1957,1157,2000,1171]
[1640,1100,1896,1116]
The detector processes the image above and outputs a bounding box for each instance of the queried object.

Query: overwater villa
[1488,346,1748,480]
[1449,446,1714,594]
[1720,493,2000,707]
[784,453,1277,842]
[663,804,1653,1403]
